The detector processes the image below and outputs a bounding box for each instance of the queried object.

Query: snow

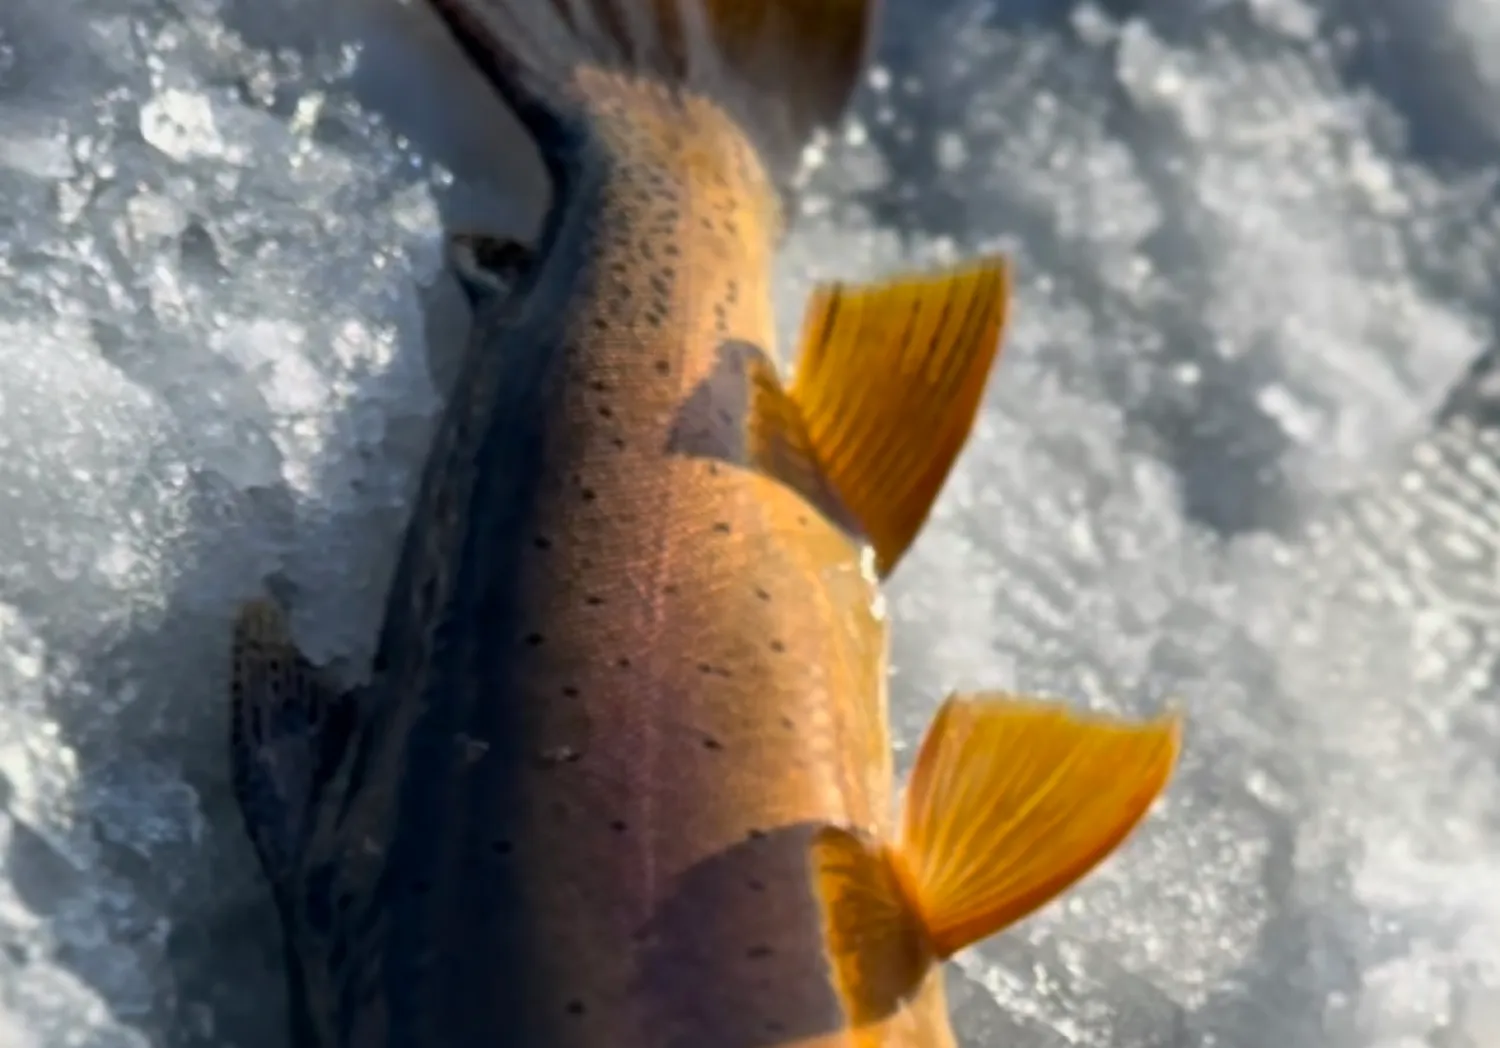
[1,0,1499,1045]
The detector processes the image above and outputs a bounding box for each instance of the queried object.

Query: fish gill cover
[0,0,1498,1045]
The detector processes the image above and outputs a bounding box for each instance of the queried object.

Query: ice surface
[1,0,1499,1045]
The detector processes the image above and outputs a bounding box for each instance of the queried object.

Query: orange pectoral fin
[787,258,1012,577]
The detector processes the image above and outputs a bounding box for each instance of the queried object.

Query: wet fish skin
[228,3,1183,1046]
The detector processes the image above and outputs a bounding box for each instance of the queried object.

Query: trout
[228,1,1183,1045]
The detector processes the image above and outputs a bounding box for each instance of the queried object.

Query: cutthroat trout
[228,1,1183,1045]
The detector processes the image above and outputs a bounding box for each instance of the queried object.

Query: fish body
[228,3,1182,1046]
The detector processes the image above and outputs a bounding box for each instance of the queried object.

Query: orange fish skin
[226,5,1183,1047]
[368,74,914,1046]
[223,60,909,1044]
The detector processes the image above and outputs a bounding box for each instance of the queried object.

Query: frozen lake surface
[1,0,1499,1045]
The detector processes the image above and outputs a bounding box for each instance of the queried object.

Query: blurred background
[0,0,1498,1045]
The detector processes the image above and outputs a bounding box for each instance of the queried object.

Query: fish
[227,1,1184,1046]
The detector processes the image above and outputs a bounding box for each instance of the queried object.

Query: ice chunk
[139,89,229,163]
[0,0,455,1043]
[783,1,1500,1046]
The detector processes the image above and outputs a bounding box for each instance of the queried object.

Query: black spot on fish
[617,656,632,669]
[755,586,771,602]
[491,839,513,856]
[769,639,786,654]
[663,584,679,596]
[524,632,545,647]
[611,820,629,833]
[562,685,579,698]
[598,405,613,419]
[780,716,795,731]
[533,536,552,550]
[702,735,724,751]
[566,1001,587,1017]
[581,488,597,502]
[655,359,671,375]
[611,436,626,450]
[586,594,605,607]
[713,521,731,534]
[747,828,766,841]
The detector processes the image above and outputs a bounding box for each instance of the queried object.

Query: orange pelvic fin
[812,693,1181,1022]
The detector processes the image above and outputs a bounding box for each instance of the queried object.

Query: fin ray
[893,693,1181,959]
[744,346,864,535]
[788,258,1011,577]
